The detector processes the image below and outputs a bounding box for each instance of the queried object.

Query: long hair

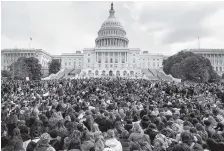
[91,123,100,132]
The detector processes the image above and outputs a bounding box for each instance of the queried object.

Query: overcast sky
[2,1,224,56]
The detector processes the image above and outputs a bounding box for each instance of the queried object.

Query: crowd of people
[1,78,224,151]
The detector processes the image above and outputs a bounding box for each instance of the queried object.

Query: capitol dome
[95,3,129,48]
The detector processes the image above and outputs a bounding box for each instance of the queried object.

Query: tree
[48,60,61,75]
[10,57,42,80]
[163,51,220,83]
[25,57,42,80]
[1,70,12,78]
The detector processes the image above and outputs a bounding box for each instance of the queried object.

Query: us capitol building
[80,3,163,77]
[1,3,223,78]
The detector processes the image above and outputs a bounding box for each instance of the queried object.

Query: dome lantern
[109,2,115,18]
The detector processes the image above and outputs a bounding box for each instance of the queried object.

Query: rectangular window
[133,58,135,63]
[216,67,218,71]
[65,62,67,66]
[220,67,222,71]
[88,58,90,63]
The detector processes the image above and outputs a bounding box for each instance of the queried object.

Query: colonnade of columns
[96,38,128,47]
[202,53,224,72]
[95,52,128,64]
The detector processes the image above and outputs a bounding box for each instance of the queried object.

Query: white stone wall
[139,53,163,69]
[61,53,84,69]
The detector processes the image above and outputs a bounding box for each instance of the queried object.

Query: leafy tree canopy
[1,70,12,78]
[48,60,61,75]
[10,57,42,80]
[163,51,220,83]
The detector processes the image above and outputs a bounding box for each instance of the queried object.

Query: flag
[30,37,32,41]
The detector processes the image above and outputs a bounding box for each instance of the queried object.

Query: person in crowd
[1,78,224,151]
[104,129,122,151]
[34,133,55,151]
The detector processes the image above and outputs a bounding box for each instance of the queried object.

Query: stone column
[126,52,127,63]
[96,52,97,64]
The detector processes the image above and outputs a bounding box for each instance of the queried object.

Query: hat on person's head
[39,133,52,144]
[165,110,172,116]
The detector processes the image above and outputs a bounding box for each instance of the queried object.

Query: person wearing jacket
[104,129,122,151]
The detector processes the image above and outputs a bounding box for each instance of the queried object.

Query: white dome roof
[101,16,124,30]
